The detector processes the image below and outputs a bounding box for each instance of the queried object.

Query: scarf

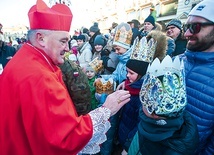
[125,79,141,95]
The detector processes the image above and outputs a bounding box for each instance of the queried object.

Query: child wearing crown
[116,30,167,155]
[93,22,134,155]
[128,55,199,155]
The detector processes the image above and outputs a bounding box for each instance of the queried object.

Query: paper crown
[95,77,115,95]
[130,36,156,62]
[139,55,187,118]
[88,57,103,73]
[28,0,73,32]
[113,22,133,49]
[126,30,167,76]
[130,30,167,62]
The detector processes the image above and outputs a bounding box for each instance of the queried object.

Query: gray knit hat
[89,22,100,33]
[166,19,182,31]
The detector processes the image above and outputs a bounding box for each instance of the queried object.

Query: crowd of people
[0,0,213,155]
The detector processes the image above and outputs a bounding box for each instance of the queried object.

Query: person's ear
[36,32,45,47]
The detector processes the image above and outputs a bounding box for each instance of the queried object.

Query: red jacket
[0,43,93,155]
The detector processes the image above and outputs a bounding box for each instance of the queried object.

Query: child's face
[113,45,127,55]
[127,67,138,83]
[86,70,95,79]
[95,44,103,52]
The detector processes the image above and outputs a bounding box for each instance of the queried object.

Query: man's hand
[103,90,130,116]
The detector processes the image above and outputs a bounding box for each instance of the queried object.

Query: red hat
[28,0,73,32]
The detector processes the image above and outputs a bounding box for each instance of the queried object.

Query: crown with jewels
[95,77,115,94]
[139,55,187,117]
[130,36,157,62]
[113,22,133,49]
[88,57,103,73]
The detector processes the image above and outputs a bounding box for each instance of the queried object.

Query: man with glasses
[182,0,214,154]
[165,18,187,57]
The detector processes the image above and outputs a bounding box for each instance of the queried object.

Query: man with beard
[182,0,214,154]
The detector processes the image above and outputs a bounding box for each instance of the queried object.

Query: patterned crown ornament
[139,55,187,118]
[95,76,115,95]
[113,22,133,49]
[88,57,103,73]
[130,36,157,63]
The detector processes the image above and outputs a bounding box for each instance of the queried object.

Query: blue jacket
[102,47,131,84]
[183,51,214,155]
[118,79,143,151]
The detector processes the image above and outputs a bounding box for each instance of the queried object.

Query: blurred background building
[2,0,202,39]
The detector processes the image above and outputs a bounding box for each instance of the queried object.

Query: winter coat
[166,37,175,56]
[0,41,16,68]
[77,42,92,69]
[59,59,91,115]
[171,34,187,57]
[102,47,132,85]
[118,79,142,151]
[88,76,99,110]
[101,50,119,75]
[183,50,214,155]
[137,110,199,155]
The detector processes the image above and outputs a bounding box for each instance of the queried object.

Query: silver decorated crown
[139,55,187,117]
[130,36,157,62]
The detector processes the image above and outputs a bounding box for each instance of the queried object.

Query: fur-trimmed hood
[147,30,167,61]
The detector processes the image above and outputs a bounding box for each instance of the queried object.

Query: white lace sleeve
[78,106,111,155]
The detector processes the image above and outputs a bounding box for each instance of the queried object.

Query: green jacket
[88,76,98,110]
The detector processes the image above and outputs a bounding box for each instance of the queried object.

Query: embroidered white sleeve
[78,106,111,154]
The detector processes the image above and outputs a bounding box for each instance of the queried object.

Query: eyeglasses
[183,22,214,34]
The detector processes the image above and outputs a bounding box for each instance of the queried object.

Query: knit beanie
[77,35,85,42]
[70,39,77,47]
[82,28,89,34]
[144,15,155,26]
[126,59,149,76]
[189,0,214,23]
[166,19,182,31]
[89,22,100,33]
[86,65,95,72]
[94,35,107,47]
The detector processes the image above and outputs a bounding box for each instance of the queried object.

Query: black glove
[101,49,110,57]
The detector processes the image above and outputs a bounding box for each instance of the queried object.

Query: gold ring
[117,98,121,104]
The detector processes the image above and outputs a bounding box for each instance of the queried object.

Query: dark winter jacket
[138,110,199,155]
[118,79,142,151]
[183,50,214,155]
[171,34,187,57]
[0,41,17,68]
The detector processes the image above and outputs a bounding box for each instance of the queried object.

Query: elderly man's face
[184,16,214,52]
[166,25,181,40]
[41,30,70,65]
